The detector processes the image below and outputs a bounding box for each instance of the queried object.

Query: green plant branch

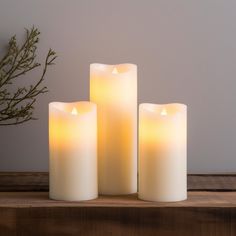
[0,27,56,126]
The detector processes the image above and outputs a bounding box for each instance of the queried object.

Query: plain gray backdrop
[0,0,235,173]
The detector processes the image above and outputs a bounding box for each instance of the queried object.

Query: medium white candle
[90,63,137,195]
[49,101,97,201]
[139,103,187,202]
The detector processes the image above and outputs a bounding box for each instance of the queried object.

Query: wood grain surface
[0,173,235,235]
[0,192,235,236]
[0,191,236,208]
[0,172,235,191]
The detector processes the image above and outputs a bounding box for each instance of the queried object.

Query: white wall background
[0,0,236,173]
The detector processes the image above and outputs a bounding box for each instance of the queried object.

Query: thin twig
[0,27,56,125]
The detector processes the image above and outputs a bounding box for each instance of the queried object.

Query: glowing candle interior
[139,103,187,202]
[49,101,97,201]
[90,63,137,195]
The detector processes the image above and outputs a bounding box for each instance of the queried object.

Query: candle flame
[71,107,78,115]
[160,108,167,116]
[112,67,119,74]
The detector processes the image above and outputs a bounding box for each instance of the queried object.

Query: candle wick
[71,107,78,115]
[161,108,167,116]
[112,67,119,74]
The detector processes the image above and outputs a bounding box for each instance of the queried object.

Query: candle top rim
[140,103,187,116]
[90,63,137,75]
[49,101,96,115]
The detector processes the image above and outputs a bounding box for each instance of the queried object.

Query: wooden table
[0,173,235,236]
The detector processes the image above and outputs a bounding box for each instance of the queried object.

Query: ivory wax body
[49,101,97,201]
[90,64,137,195]
[139,103,187,202]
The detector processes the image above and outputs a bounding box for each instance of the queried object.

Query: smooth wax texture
[49,101,97,201]
[90,64,137,195]
[139,103,187,202]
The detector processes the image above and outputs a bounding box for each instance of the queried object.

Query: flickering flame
[112,67,119,74]
[160,108,167,116]
[71,107,78,115]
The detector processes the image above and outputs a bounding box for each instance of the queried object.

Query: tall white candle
[139,103,187,202]
[49,101,97,201]
[90,63,137,195]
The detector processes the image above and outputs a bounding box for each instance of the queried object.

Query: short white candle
[49,101,97,201]
[139,103,187,202]
[90,63,137,195]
